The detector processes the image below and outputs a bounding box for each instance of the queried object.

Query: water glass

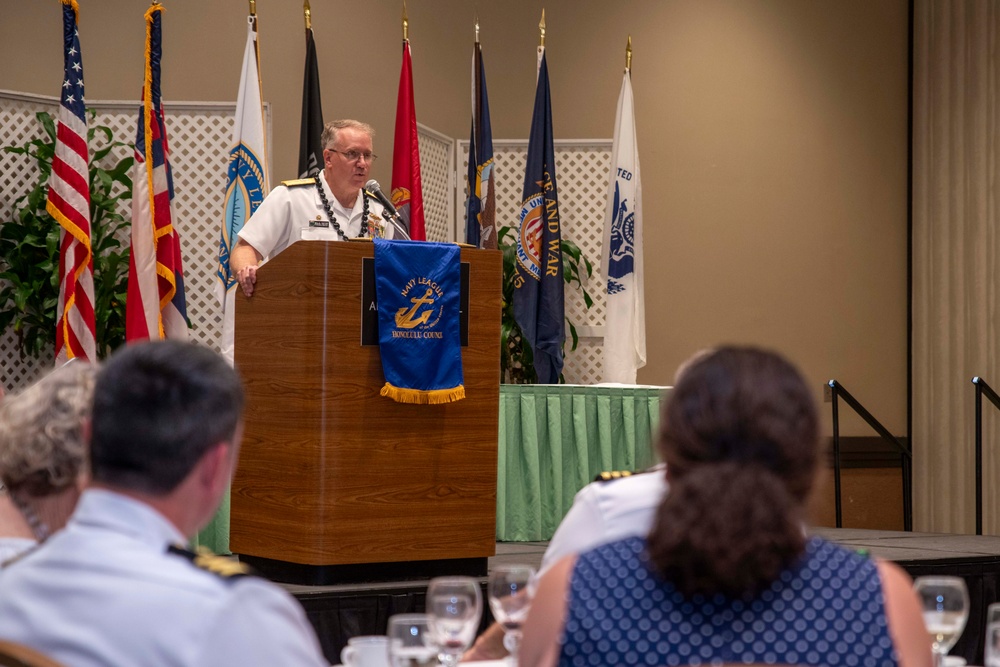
[985,602,1000,667]
[914,576,969,667]
[386,613,437,667]
[426,576,483,667]
[487,564,536,660]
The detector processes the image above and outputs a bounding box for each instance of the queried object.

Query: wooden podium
[230,241,501,583]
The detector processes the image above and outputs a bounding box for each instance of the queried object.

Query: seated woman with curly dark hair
[0,362,95,563]
[520,346,930,667]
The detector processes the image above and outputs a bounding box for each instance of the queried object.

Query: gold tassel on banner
[380,383,466,405]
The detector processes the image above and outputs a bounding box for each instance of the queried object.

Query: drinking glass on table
[914,576,969,667]
[487,565,536,663]
[426,576,483,667]
[386,614,437,667]
[984,602,1000,667]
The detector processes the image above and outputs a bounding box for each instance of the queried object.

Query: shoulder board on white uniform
[593,470,635,483]
[281,177,317,188]
[167,544,254,580]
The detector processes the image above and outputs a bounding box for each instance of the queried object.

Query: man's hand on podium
[237,265,258,298]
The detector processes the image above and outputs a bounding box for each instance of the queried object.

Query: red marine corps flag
[50,0,96,363]
[390,6,426,241]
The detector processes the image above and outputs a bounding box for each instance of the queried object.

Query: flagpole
[625,35,632,73]
[251,0,267,188]
[303,0,311,31]
[402,0,408,42]
[537,9,545,80]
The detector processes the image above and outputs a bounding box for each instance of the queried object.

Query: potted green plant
[498,224,594,384]
[0,110,133,361]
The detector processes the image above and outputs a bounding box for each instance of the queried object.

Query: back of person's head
[0,361,96,496]
[647,345,819,597]
[90,341,244,496]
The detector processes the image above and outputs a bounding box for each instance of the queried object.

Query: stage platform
[283,528,1000,665]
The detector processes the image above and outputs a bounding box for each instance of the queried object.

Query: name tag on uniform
[309,219,330,228]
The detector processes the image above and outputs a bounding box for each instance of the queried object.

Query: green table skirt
[496,384,667,542]
[197,384,668,553]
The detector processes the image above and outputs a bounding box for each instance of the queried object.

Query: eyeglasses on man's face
[327,148,377,163]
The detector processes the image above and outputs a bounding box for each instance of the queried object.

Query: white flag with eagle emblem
[602,68,646,383]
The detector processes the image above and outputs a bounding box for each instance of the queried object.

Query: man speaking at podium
[231,119,406,298]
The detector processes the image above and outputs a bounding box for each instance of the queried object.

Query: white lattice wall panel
[458,140,612,385]
[0,91,242,392]
[417,124,453,243]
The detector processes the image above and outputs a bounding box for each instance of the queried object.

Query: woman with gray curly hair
[0,361,96,563]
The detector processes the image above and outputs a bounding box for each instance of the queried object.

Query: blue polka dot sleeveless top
[559,536,897,667]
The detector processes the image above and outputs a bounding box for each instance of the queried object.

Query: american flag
[125,3,188,341]
[49,0,96,363]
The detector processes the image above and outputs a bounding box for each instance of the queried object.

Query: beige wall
[0,1,909,436]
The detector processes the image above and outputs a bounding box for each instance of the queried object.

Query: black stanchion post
[830,380,842,529]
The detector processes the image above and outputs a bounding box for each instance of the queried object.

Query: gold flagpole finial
[539,9,546,48]
[249,0,256,17]
[402,0,408,41]
[304,1,311,30]
[625,35,632,72]
[475,14,480,44]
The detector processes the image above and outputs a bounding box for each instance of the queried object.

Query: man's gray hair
[321,119,375,149]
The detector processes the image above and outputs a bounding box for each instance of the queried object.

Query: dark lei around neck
[314,177,370,240]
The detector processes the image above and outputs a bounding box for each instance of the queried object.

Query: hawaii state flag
[390,40,426,241]
[50,0,96,363]
[126,3,188,342]
[602,67,646,383]
[513,47,564,384]
[465,39,496,249]
[216,13,269,363]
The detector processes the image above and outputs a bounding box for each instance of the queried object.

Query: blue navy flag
[465,41,496,249]
[513,49,564,384]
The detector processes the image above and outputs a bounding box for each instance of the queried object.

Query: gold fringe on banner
[380,383,466,405]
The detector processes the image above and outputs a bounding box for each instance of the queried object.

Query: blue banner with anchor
[373,238,465,404]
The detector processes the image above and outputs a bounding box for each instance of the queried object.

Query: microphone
[364,179,399,218]
[364,179,411,240]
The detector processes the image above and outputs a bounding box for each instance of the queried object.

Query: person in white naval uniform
[231,118,406,298]
[0,341,328,667]
[464,466,668,661]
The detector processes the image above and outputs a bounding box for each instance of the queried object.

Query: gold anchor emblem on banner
[395,288,435,329]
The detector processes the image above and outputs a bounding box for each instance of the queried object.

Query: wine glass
[487,564,536,662]
[984,603,1000,667]
[914,576,969,667]
[426,576,483,667]
[386,613,437,667]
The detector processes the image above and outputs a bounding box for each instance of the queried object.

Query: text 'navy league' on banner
[373,238,465,405]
